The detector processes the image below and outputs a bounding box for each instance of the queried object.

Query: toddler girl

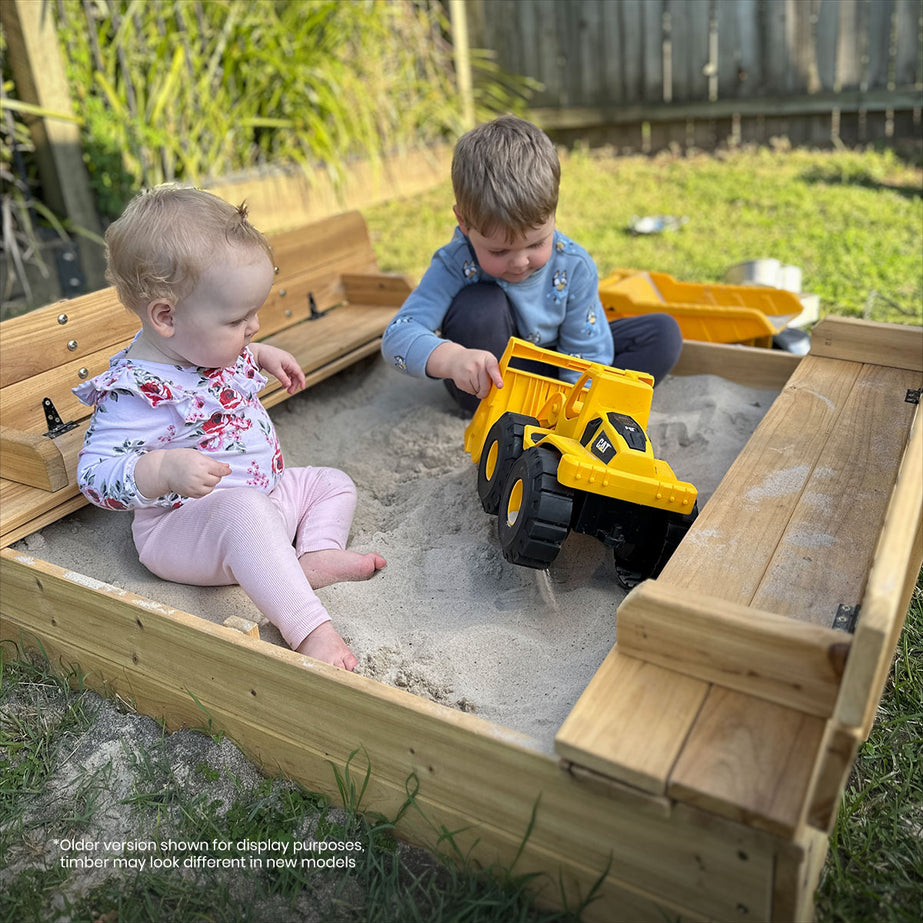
[75,185,384,670]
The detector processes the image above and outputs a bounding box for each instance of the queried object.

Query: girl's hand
[135,449,231,500]
[426,342,503,401]
[250,343,306,394]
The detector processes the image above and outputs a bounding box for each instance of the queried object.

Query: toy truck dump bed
[598,268,803,347]
[464,338,697,586]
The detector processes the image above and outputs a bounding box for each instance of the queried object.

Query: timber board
[615,582,851,717]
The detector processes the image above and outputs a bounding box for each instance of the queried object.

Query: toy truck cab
[465,338,698,587]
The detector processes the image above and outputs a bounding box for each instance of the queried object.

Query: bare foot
[295,621,358,671]
[299,549,386,590]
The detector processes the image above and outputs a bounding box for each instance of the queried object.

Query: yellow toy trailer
[599,268,803,347]
[464,338,697,587]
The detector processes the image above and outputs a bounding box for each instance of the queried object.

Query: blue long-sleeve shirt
[381,227,612,379]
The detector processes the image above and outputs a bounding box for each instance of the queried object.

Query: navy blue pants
[441,282,683,412]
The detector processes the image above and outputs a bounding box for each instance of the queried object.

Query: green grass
[364,143,922,326]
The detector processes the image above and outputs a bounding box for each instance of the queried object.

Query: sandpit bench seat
[557,316,923,919]
[0,210,407,547]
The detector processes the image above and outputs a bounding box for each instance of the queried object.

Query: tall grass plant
[50,0,530,219]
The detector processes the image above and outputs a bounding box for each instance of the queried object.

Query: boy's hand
[135,449,232,500]
[250,343,306,394]
[426,342,503,400]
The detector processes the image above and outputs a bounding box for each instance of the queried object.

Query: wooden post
[1,0,107,289]
[449,0,475,130]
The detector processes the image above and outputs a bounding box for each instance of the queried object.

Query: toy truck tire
[498,446,574,569]
[612,503,698,590]
[477,412,538,514]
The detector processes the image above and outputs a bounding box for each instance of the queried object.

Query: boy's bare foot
[299,549,386,590]
[295,621,358,671]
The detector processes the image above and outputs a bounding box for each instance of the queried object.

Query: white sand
[16,356,778,754]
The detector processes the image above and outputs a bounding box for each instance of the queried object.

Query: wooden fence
[467,0,923,151]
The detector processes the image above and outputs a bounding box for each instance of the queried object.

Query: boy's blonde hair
[451,115,560,241]
[105,185,274,313]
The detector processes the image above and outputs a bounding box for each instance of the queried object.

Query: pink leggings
[131,467,357,649]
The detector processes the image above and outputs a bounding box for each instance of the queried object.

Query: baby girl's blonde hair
[104,185,273,313]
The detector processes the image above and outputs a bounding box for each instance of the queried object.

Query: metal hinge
[905,388,921,404]
[832,603,860,633]
[307,291,325,320]
[43,398,77,438]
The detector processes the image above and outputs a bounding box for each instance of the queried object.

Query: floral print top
[74,344,283,510]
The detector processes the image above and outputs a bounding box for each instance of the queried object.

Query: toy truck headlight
[606,413,647,452]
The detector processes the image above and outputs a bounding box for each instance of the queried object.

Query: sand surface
[16,355,779,754]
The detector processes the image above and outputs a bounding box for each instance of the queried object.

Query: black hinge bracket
[832,603,860,633]
[307,291,326,320]
[905,388,921,404]
[43,398,78,438]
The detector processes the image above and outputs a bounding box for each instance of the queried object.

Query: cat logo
[592,434,616,464]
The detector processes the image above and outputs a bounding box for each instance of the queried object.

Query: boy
[381,115,682,412]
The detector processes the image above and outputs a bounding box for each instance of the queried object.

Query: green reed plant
[51,0,531,219]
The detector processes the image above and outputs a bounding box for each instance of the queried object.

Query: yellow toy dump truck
[598,268,803,347]
[464,338,698,588]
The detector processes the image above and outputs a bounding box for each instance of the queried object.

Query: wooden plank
[803,722,863,833]
[0,0,106,288]
[1,347,117,434]
[835,0,862,92]
[340,273,413,307]
[0,427,83,544]
[0,289,139,389]
[809,316,923,371]
[657,355,860,600]
[894,0,922,87]
[640,0,663,102]
[0,425,68,490]
[748,362,920,627]
[616,581,850,717]
[559,763,673,819]
[761,0,792,95]
[617,0,641,103]
[815,0,840,92]
[771,825,831,923]
[0,548,777,922]
[671,339,800,389]
[554,648,709,795]
[866,0,896,91]
[668,687,826,838]
[834,407,923,736]
[0,492,87,549]
[530,86,923,129]
[716,0,760,100]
